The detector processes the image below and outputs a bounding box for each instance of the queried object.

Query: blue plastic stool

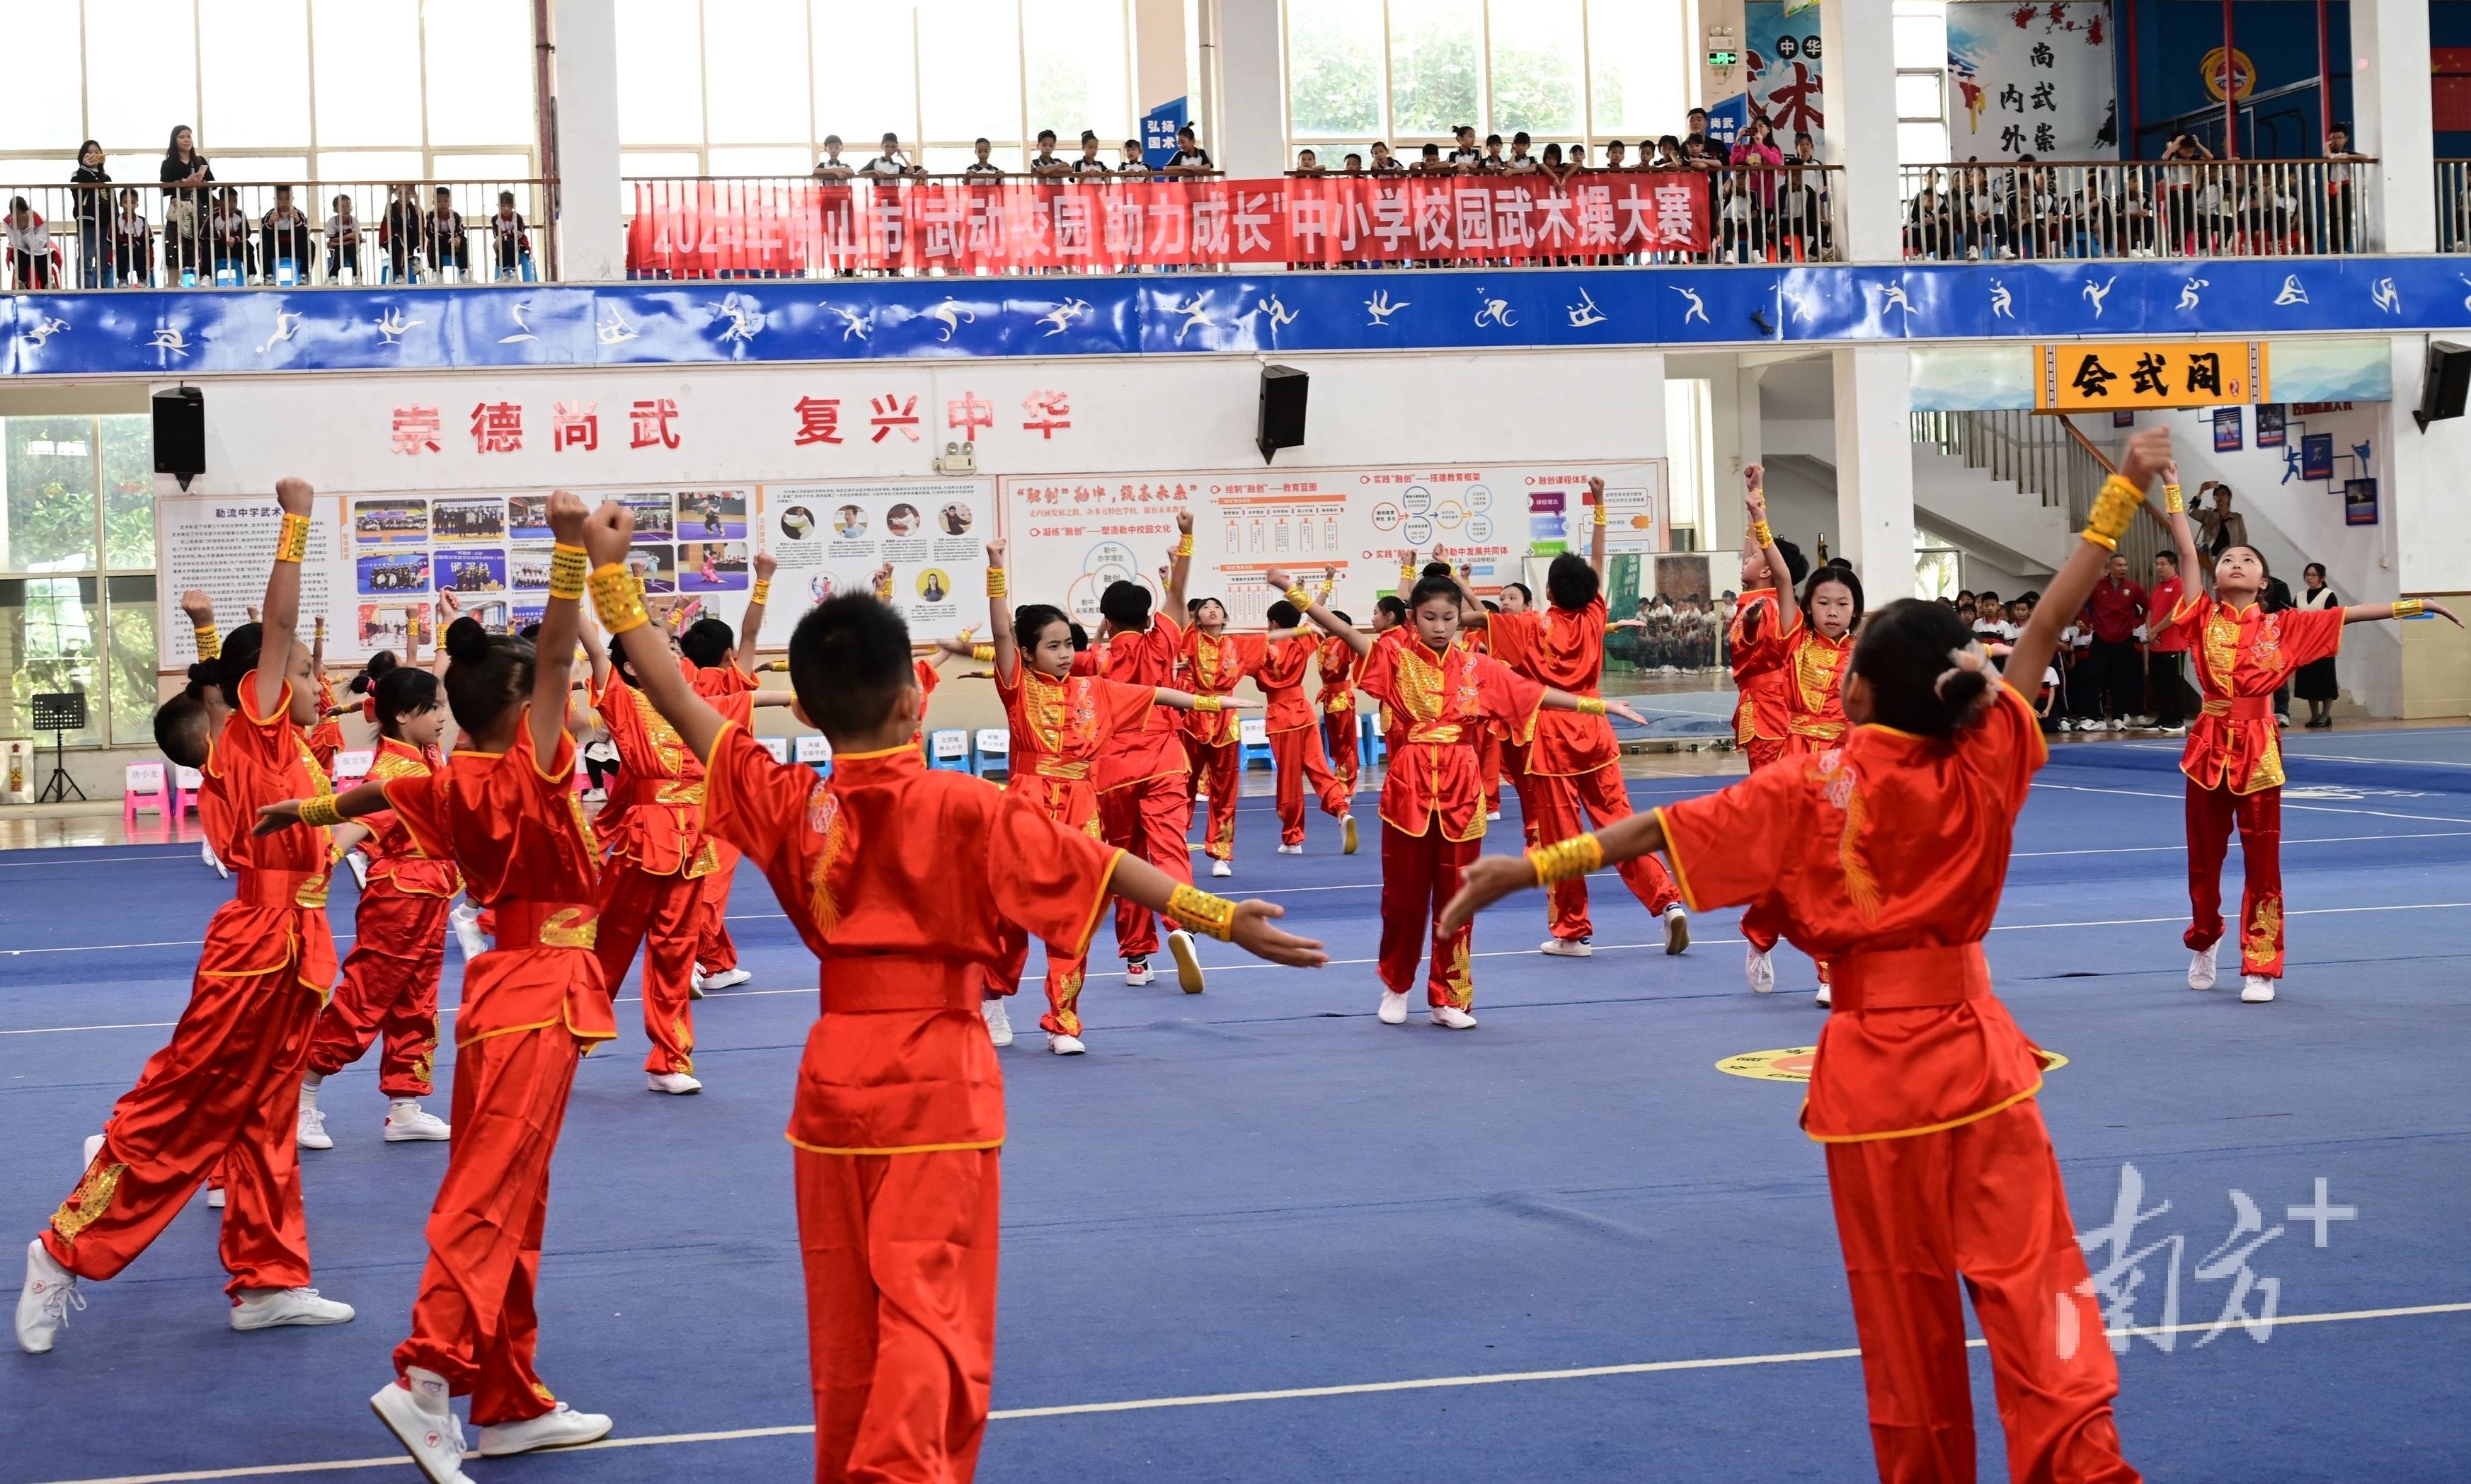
[974,728,1011,779]
[1239,717,1272,771]
[927,729,971,771]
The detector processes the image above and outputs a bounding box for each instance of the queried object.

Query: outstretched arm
[1164,510,1195,619]
[582,501,732,764]
[428,589,459,677]
[256,478,316,720]
[1540,686,1651,727]
[1745,466,1797,614]
[179,588,221,660]
[532,491,590,759]
[254,778,395,835]
[1154,686,1259,711]
[1267,567,1372,657]
[735,551,777,671]
[2159,459,2203,603]
[1106,852,1326,968]
[2010,430,2173,691]
[1440,809,1668,933]
[2344,598,2462,627]
[1587,474,1609,584]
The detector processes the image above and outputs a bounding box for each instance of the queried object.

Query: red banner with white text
[624,175,1715,277]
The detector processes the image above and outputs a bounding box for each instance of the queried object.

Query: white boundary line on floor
[4,899,2466,1040]
[2033,783,2471,825]
[30,1301,2471,1484]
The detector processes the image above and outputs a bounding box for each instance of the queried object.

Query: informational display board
[999,461,1666,629]
[752,478,997,639]
[158,485,764,667]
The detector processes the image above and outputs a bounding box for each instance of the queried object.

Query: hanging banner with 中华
[624,176,1710,278]
[1947,1,2118,162]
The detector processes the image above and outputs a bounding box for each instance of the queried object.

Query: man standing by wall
[2087,553,2149,729]
[2146,544,2190,735]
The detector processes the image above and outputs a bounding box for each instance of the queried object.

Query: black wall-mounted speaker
[2415,341,2471,430]
[1257,364,1308,464]
[152,386,206,490]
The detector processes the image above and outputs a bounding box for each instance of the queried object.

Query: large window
[1285,0,1696,153]
[1,418,157,749]
[1894,0,1951,164]
[0,0,538,185]
[617,0,1137,177]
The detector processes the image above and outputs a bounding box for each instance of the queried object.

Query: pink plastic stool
[123,761,171,825]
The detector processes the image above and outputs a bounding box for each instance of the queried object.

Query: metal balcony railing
[1896,159,2372,262]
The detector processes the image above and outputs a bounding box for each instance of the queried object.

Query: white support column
[1708,362,1765,553]
[1133,0,1190,119]
[549,0,624,282]
[1831,345,1916,596]
[1818,0,1903,263]
[2352,0,2436,254]
[1207,0,1286,179]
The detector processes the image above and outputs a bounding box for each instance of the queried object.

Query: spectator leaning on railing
[159,124,213,281]
[260,184,314,278]
[424,185,469,277]
[4,197,52,289]
[382,183,423,282]
[111,187,151,286]
[70,139,110,287]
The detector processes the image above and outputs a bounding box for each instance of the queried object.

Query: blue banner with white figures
[6,258,2471,378]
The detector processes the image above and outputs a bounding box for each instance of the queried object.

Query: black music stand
[30,691,88,803]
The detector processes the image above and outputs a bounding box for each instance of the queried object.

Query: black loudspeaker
[2415,341,2471,430]
[1257,364,1308,464]
[152,386,206,490]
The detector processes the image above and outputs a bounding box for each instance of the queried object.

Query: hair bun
[444,616,493,665]
[1937,663,1993,724]
[184,660,219,692]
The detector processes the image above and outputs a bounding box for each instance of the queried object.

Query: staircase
[1910,410,2156,575]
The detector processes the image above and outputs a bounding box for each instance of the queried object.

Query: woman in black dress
[2295,562,2341,727]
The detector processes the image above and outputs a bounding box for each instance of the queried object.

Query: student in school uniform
[1160,125,1215,176]
[575,497,1325,1484]
[1445,430,2196,1484]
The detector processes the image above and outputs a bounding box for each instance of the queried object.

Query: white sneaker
[1123,956,1156,987]
[16,1238,82,1354]
[2133,715,2156,727]
[1275,843,1302,855]
[1166,928,1206,994]
[1663,904,1690,955]
[371,1369,472,1484]
[449,902,488,960]
[207,1187,225,1208]
[2106,718,2126,732]
[1341,815,1358,854]
[688,966,706,1001]
[231,1287,355,1330]
[1539,936,1592,957]
[1377,989,1410,1025]
[383,1100,450,1142]
[701,967,750,991]
[1210,858,1233,878]
[297,1100,333,1151]
[1048,1033,1086,1055]
[1193,790,1208,802]
[646,1071,702,1095]
[1745,946,1775,994]
[1814,981,1833,1008]
[1428,1004,1479,1030]
[2159,724,2188,737]
[202,839,229,879]
[981,997,1014,1047]
[2240,975,2276,1003]
[346,852,370,890]
[1485,810,1503,822]
[2057,718,2074,732]
[478,1401,612,1457]
[2189,945,2218,990]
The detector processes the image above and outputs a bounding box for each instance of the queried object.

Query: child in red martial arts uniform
[1253,570,1358,856]
[263,493,614,1481]
[1096,512,1207,990]
[1318,614,1363,795]
[1180,590,1254,875]
[1726,465,1811,995]
[579,611,713,1093]
[1463,479,1690,959]
[677,550,787,998]
[1274,565,1651,1030]
[17,478,355,1354]
[1744,471,1864,1004]
[935,540,1259,1055]
[580,499,1326,1484]
[2147,461,2458,1003]
[297,660,459,1149]
[1445,430,2195,1484]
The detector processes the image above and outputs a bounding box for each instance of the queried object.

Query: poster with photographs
[677,488,750,542]
[624,546,679,594]
[680,540,751,592]
[430,497,506,543]
[356,602,432,652]
[757,478,994,633]
[437,549,510,595]
[510,545,554,591]
[357,551,432,595]
[616,494,677,543]
[353,497,428,547]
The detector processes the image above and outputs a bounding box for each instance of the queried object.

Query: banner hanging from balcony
[623,176,1713,277]
[1947,1,2118,163]
[2034,340,2266,411]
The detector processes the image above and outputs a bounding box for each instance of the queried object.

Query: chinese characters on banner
[999,461,1668,629]
[624,175,1711,278]
[754,479,994,635]
[1947,1,2119,162]
[1705,2,1827,151]
[2035,341,2268,412]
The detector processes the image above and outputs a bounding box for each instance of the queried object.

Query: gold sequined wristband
[298,795,346,829]
[986,569,1009,599]
[971,644,996,662]
[589,563,650,635]
[1173,534,1195,558]
[192,623,220,660]
[2085,474,2142,546]
[274,512,311,564]
[1525,833,1604,886]
[548,543,590,600]
[1283,585,1312,611]
[750,578,772,605]
[1750,519,1773,548]
[1576,695,1607,716]
[2392,598,2425,619]
[2163,483,2185,515]
[1594,501,1608,527]
[1167,884,1237,941]
[1192,696,1225,713]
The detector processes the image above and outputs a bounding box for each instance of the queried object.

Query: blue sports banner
[8,258,2471,378]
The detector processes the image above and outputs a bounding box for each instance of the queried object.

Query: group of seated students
[808,126,1218,180]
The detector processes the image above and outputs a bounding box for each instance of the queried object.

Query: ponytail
[1849,598,1995,738]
